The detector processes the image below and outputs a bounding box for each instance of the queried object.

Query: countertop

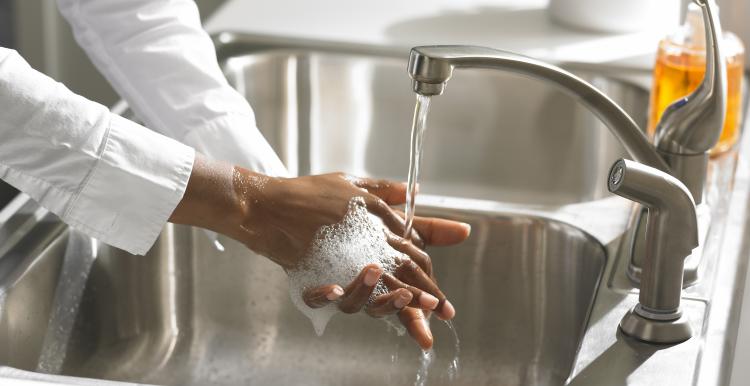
[204,0,670,69]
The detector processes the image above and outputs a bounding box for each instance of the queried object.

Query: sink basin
[222,47,640,205]
[5,208,605,386]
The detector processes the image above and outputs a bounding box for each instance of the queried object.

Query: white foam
[288,196,407,335]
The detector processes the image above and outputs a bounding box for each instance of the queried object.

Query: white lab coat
[0,0,288,255]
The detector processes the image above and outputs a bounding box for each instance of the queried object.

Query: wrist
[169,153,246,236]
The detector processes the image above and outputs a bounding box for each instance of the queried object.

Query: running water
[403,94,462,384]
[415,349,435,386]
[445,320,461,381]
[404,94,431,238]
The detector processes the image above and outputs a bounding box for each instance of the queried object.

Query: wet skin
[170,154,471,349]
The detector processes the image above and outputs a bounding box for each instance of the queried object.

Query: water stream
[405,94,461,384]
[404,94,431,238]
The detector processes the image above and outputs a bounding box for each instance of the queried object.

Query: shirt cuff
[63,114,194,255]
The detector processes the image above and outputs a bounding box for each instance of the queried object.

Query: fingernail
[364,268,380,286]
[461,223,472,233]
[326,286,344,301]
[419,293,439,310]
[394,292,411,309]
[438,300,456,320]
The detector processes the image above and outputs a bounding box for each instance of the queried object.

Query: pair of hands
[170,155,470,349]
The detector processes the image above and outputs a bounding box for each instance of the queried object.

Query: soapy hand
[170,155,471,349]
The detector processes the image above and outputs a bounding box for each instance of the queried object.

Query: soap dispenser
[648,1,745,155]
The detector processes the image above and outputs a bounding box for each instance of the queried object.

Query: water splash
[445,320,461,381]
[404,94,432,238]
[414,348,435,386]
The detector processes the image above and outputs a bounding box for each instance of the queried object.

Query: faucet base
[619,306,692,344]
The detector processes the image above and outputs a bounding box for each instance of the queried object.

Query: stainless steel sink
[221,44,635,205]
[12,209,601,386]
[1,34,747,386]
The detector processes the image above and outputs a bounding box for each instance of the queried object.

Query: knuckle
[376,198,390,212]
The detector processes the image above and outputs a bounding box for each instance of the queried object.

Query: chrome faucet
[406,0,725,344]
[653,0,726,205]
[608,159,697,343]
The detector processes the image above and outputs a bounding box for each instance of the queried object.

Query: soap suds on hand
[287,196,407,335]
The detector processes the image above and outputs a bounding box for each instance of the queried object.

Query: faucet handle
[653,0,727,155]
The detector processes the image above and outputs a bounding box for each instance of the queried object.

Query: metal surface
[608,159,698,343]
[607,159,697,320]
[654,0,727,204]
[406,43,706,346]
[0,34,748,386]
[5,210,605,386]
[407,45,670,173]
[654,0,727,157]
[221,47,640,205]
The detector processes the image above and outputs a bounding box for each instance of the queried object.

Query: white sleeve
[55,0,289,177]
[0,48,194,255]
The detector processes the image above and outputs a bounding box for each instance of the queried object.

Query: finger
[391,260,456,320]
[352,178,408,205]
[303,284,345,308]
[386,231,432,277]
[399,307,433,350]
[395,211,471,246]
[366,196,425,248]
[382,273,440,311]
[365,288,413,318]
[339,265,383,314]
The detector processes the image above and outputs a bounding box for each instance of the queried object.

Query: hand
[170,155,471,349]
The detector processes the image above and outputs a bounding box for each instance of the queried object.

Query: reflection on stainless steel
[221,47,637,206]
[0,33,748,386]
[4,210,605,386]
[608,159,696,343]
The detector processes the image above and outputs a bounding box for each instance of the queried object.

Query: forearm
[169,154,245,238]
[0,47,194,255]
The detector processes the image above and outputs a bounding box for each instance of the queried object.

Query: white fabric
[55,0,288,177]
[0,48,194,255]
[0,0,289,255]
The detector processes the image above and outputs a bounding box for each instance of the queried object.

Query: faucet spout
[407,46,671,173]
